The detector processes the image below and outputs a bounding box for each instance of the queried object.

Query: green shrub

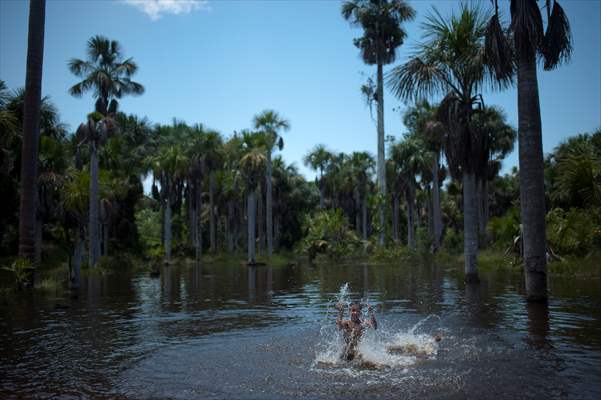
[487,206,520,249]
[416,227,432,255]
[546,208,599,256]
[300,209,361,262]
[442,228,463,254]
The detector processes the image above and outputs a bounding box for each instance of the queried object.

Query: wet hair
[349,303,362,312]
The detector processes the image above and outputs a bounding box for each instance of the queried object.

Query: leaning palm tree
[387,3,506,280]
[484,0,573,301]
[303,144,333,209]
[18,0,46,280]
[342,0,416,246]
[68,35,144,267]
[253,110,290,258]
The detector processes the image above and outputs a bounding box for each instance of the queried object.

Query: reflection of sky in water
[0,262,600,399]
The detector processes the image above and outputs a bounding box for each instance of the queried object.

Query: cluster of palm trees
[342,0,572,300]
[7,0,577,303]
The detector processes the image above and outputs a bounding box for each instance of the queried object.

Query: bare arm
[335,302,345,329]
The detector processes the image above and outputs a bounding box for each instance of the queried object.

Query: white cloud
[124,0,210,21]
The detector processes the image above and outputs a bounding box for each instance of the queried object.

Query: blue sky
[1,0,600,181]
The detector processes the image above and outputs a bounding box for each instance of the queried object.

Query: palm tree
[303,144,333,209]
[390,136,429,250]
[62,168,89,290]
[485,0,573,301]
[147,133,188,263]
[240,131,267,264]
[387,3,504,281]
[18,0,45,280]
[350,151,375,240]
[342,0,416,246]
[253,110,290,258]
[68,35,144,267]
[202,130,224,254]
[403,101,444,251]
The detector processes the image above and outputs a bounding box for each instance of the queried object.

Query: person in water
[335,302,377,361]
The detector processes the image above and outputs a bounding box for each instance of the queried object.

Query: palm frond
[542,0,573,70]
[510,0,544,61]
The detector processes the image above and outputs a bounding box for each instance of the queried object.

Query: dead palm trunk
[432,153,442,251]
[89,142,100,267]
[247,189,256,263]
[518,55,547,301]
[18,0,46,278]
[266,152,273,258]
[463,170,479,282]
[209,171,216,254]
[376,62,386,246]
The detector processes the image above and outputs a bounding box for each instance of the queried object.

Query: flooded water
[1,261,600,399]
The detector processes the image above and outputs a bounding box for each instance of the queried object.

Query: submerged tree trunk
[376,62,386,246]
[247,190,256,263]
[266,153,273,258]
[209,171,216,254]
[89,143,100,267]
[463,170,479,282]
[432,154,442,252]
[518,55,547,301]
[18,0,46,278]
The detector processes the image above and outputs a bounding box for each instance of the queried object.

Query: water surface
[1,261,600,399]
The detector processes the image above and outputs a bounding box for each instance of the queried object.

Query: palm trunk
[432,153,442,251]
[164,196,172,262]
[257,185,264,254]
[463,170,479,282]
[227,200,234,253]
[70,225,84,290]
[376,62,386,246]
[477,178,485,238]
[18,0,46,279]
[266,153,273,258]
[102,222,109,256]
[483,179,490,231]
[354,187,361,236]
[89,142,100,267]
[195,176,202,261]
[209,171,216,254]
[518,55,547,301]
[362,193,368,241]
[407,183,416,250]
[319,179,325,209]
[392,194,399,243]
[247,189,256,263]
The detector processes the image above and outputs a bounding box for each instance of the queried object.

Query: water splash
[314,283,441,373]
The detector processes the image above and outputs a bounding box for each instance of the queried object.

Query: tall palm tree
[485,0,573,301]
[350,151,375,240]
[303,144,333,209]
[68,35,144,267]
[403,100,444,251]
[342,0,416,246]
[18,0,45,280]
[387,3,504,281]
[390,136,429,250]
[240,131,267,264]
[202,130,224,254]
[253,110,290,258]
